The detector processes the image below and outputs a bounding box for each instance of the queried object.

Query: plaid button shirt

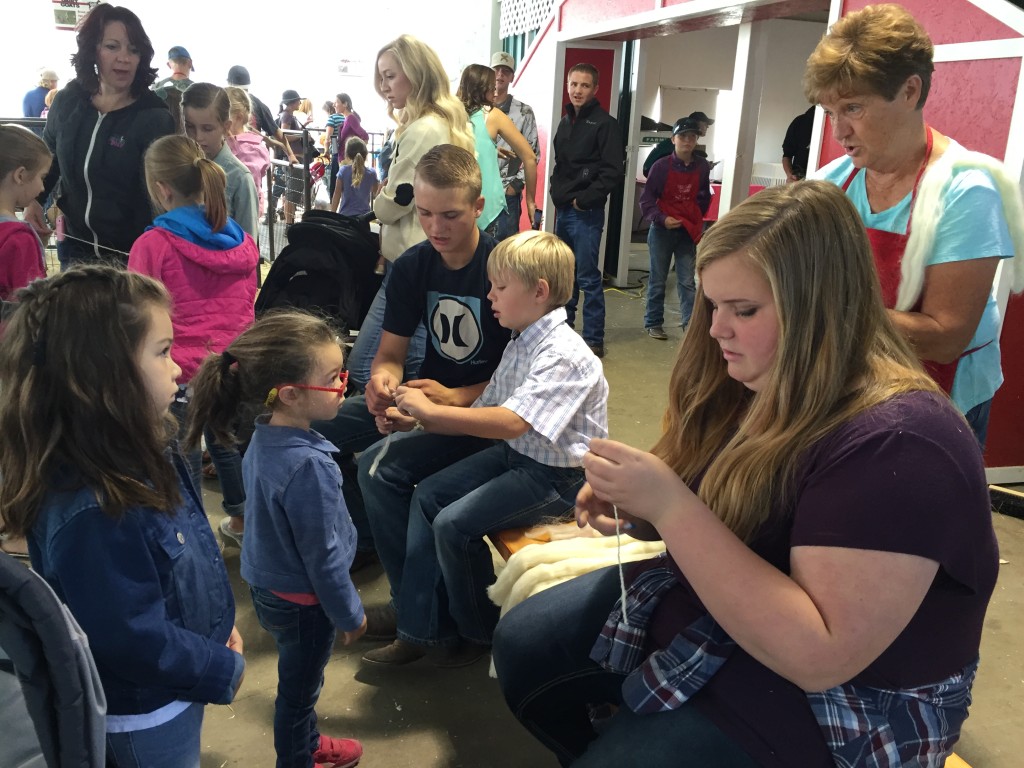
[590,555,977,767]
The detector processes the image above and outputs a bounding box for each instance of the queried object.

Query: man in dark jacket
[549,63,624,358]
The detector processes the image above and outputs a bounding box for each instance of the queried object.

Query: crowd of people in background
[2,3,1023,768]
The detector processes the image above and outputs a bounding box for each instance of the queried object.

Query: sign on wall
[52,0,101,31]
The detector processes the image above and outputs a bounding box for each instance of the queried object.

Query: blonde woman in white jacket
[345,34,476,386]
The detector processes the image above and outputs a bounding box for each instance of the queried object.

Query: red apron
[841,130,981,393]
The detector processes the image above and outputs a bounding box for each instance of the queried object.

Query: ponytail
[345,136,368,189]
[186,310,340,450]
[145,134,229,232]
[197,157,227,232]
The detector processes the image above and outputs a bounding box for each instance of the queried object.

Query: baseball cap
[168,46,194,71]
[688,111,715,125]
[227,65,251,86]
[491,52,516,71]
[672,117,702,136]
[281,89,303,104]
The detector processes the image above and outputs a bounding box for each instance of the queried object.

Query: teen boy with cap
[490,52,539,240]
[154,46,194,97]
[642,110,714,177]
[638,116,711,340]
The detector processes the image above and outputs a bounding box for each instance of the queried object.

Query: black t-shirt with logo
[384,234,511,388]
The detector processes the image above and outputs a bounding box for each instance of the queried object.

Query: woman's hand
[526,199,538,227]
[583,438,692,529]
[575,482,658,539]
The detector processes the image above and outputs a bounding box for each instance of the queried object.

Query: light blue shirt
[474,307,608,466]
[817,152,1013,414]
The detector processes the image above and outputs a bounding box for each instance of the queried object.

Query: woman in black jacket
[24,4,174,267]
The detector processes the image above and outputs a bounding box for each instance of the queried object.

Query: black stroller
[255,210,383,336]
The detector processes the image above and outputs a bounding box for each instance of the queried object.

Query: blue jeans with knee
[644,224,696,329]
[494,192,523,240]
[105,702,204,768]
[345,263,427,390]
[492,567,757,768]
[251,587,336,768]
[312,394,387,553]
[556,206,606,346]
[357,431,495,607]
[399,443,583,645]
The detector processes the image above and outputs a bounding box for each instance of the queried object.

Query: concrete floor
[198,247,1024,767]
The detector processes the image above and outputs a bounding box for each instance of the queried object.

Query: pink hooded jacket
[129,217,258,383]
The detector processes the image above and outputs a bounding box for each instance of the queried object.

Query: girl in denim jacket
[187,311,366,768]
[0,266,245,768]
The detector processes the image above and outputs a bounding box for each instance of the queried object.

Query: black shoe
[587,343,605,359]
[435,641,490,668]
[363,604,398,641]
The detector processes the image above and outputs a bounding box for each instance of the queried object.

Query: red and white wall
[508,0,1024,476]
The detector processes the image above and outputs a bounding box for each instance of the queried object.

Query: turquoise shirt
[817,151,1013,414]
[470,109,507,230]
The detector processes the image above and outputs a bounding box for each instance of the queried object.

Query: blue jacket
[28,455,242,716]
[241,421,364,632]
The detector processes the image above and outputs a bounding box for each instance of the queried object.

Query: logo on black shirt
[428,294,483,363]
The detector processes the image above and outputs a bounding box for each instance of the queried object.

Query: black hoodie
[40,80,175,262]
[549,98,625,210]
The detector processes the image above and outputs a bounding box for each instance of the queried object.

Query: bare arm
[330,178,342,213]
[365,331,409,416]
[889,258,1000,363]
[583,438,939,692]
[395,386,529,438]
[489,109,538,222]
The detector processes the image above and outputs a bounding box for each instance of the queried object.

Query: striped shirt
[474,307,608,467]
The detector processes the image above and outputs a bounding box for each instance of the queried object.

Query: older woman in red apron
[804,4,1022,447]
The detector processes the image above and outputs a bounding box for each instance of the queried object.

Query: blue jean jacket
[29,455,242,716]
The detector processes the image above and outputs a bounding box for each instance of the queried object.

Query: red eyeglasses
[265,372,349,406]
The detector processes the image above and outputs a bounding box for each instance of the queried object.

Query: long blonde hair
[374,35,473,152]
[654,181,940,541]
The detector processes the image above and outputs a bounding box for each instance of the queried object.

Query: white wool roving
[897,144,1024,312]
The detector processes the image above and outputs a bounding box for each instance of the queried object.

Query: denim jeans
[493,567,757,768]
[645,225,696,329]
[357,431,495,606]
[312,395,388,553]
[494,192,523,240]
[399,443,584,646]
[555,206,606,345]
[345,263,427,390]
[250,587,336,768]
[106,702,204,768]
[205,427,245,516]
[964,398,992,449]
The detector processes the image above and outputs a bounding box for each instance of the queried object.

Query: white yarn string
[367,430,394,477]
[612,504,629,624]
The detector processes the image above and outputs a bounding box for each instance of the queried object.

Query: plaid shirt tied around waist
[589,554,978,767]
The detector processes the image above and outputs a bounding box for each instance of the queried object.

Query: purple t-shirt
[336,164,378,218]
[644,390,998,766]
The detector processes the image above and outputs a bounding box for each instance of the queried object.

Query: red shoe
[313,734,362,768]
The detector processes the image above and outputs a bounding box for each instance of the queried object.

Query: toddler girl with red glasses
[187,310,365,768]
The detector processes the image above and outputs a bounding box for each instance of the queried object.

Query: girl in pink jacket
[0,125,50,301]
[129,134,258,508]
